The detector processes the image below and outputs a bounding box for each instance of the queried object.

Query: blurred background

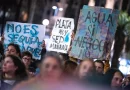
[0,0,130,75]
[0,0,128,35]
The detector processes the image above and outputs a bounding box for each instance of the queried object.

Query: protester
[0,80,12,90]
[93,60,105,86]
[63,60,77,77]
[5,43,21,57]
[1,55,28,90]
[40,40,46,60]
[103,68,124,90]
[21,51,32,68]
[76,59,95,80]
[13,52,64,90]
[21,51,35,78]
[75,59,105,87]
[94,60,104,74]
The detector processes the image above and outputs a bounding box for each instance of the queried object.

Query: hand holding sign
[47,17,74,53]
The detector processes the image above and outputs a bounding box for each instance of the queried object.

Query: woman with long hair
[14,52,63,90]
[1,55,28,90]
[5,43,21,58]
[76,59,95,80]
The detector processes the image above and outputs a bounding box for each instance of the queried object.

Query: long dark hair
[104,68,124,87]
[7,43,21,57]
[2,55,28,80]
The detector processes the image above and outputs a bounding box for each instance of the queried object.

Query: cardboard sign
[70,5,119,60]
[4,22,45,59]
[47,17,74,53]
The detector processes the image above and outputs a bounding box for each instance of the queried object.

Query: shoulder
[13,77,37,90]
[0,80,12,90]
[124,84,130,90]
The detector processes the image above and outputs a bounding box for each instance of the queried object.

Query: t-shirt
[4,80,16,85]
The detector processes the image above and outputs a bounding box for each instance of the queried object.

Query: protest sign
[4,22,45,59]
[70,5,119,60]
[47,17,74,53]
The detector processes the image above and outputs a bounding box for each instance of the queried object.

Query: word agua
[85,11,114,26]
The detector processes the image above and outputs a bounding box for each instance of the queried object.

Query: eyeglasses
[22,57,31,61]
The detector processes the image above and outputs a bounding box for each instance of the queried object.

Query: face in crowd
[111,71,123,89]
[94,60,104,74]
[2,56,18,76]
[41,40,46,48]
[40,52,63,81]
[104,69,124,89]
[6,43,21,57]
[21,51,32,68]
[78,59,95,79]
[64,61,77,76]
[2,55,27,79]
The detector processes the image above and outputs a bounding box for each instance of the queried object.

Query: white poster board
[4,22,45,59]
[47,17,74,53]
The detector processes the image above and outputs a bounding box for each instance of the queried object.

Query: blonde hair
[74,58,95,78]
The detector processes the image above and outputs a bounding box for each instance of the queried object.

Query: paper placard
[4,22,45,59]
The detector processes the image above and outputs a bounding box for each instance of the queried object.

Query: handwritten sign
[47,17,74,53]
[4,22,45,59]
[70,5,119,60]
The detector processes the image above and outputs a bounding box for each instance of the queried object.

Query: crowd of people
[0,40,130,90]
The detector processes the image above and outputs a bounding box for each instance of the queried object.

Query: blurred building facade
[0,0,129,34]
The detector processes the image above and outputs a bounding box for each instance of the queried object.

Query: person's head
[104,68,124,89]
[6,43,21,57]
[76,59,95,79]
[40,52,63,80]
[123,76,130,86]
[64,60,77,76]
[21,51,32,68]
[41,40,46,48]
[94,60,104,74]
[2,55,27,80]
